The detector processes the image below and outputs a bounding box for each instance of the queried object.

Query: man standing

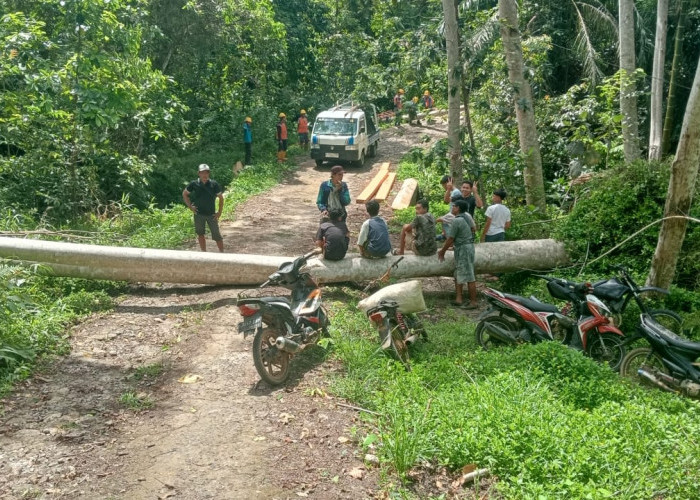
[393,89,405,126]
[438,199,478,309]
[243,116,253,165]
[276,112,288,162]
[182,164,224,252]
[358,200,391,258]
[394,199,437,256]
[481,188,511,242]
[315,208,349,261]
[317,165,351,222]
[421,90,434,110]
[460,180,483,218]
[297,110,309,151]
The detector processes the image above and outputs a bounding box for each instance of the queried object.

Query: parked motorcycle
[476,276,627,370]
[591,265,682,331]
[358,257,427,371]
[236,248,329,385]
[619,313,700,399]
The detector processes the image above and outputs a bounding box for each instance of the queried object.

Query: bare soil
[0,120,485,499]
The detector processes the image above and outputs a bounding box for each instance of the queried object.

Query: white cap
[198,163,210,172]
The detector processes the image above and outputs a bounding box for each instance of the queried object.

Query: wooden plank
[374,172,396,201]
[356,164,389,203]
[391,178,419,210]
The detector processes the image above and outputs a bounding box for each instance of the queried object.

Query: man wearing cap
[297,110,309,151]
[316,165,351,222]
[243,116,253,165]
[182,164,225,252]
[481,188,511,242]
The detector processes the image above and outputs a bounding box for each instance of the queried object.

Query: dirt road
[0,122,447,499]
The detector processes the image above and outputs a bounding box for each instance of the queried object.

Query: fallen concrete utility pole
[0,237,569,285]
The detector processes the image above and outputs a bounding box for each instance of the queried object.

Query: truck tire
[315,159,324,168]
[369,143,378,157]
[353,151,365,168]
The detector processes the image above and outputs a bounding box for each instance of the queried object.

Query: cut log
[0,237,569,285]
[356,164,389,203]
[374,172,397,201]
[391,178,419,210]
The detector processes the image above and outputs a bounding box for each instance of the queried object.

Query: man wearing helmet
[243,116,253,165]
[421,90,434,110]
[182,164,225,252]
[297,110,309,151]
[393,89,405,125]
[276,112,288,162]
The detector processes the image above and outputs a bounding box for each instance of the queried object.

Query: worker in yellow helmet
[393,88,405,126]
[243,116,253,165]
[297,109,309,151]
[421,90,434,110]
[276,112,288,162]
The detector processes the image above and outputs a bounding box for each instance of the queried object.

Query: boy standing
[481,188,511,242]
[182,164,224,252]
[358,200,391,258]
[438,199,478,308]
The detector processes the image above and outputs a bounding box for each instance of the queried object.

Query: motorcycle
[236,248,329,385]
[591,265,682,331]
[619,313,700,399]
[476,276,627,370]
[358,257,427,371]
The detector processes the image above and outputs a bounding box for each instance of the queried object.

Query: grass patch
[119,391,154,411]
[327,303,700,498]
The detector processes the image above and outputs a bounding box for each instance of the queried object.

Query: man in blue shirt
[316,165,351,222]
[358,200,391,258]
[243,117,253,166]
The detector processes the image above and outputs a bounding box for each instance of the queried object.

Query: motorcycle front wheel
[475,315,517,350]
[586,332,626,371]
[253,327,290,386]
[648,309,683,333]
[619,347,668,387]
[380,320,410,371]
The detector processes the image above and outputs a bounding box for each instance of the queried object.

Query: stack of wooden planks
[356,162,396,203]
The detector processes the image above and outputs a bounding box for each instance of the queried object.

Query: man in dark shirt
[315,208,349,261]
[394,199,437,256]
[460,180,483,218]
[182,164,224,252]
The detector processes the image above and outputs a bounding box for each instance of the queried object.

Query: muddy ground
[0,119,486,499]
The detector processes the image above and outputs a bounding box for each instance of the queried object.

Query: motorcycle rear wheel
[253,327,290,386]
[475,315,517,350]
[380,320,410,371]
[648,309,683,333]
[586,332,626,371]
[619,347,668,387]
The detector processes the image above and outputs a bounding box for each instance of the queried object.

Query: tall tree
[648,0,669,161]
[661,0,685,155]
[618,0,640,162]
[647,53,700,289]
[497,0,546,212]
[442,0,463,181]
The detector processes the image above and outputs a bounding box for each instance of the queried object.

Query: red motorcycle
[476,276,626,370]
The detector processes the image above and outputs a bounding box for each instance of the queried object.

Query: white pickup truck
[310,102,379,167]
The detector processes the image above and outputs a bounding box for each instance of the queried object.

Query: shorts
[194,214,222,241]
[298,133,309,144]
[485,232,506,242]
[454,243,475,284]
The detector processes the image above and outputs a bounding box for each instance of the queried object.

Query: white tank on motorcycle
[358,280,427,314]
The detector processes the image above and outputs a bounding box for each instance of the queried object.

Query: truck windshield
[313,118,356,135]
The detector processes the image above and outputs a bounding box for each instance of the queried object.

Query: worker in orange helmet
[297,109,309,151]
[276,112,288,162]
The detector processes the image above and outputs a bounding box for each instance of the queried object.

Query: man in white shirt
[480,189,511,242]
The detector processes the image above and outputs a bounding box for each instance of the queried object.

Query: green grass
[326,305,700,499]
[119,391,154,411]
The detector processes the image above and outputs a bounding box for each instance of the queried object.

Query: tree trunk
[0,237,570,285]
[442,0,463,181]
[647,54,700,289]
[497,0,546,212]
[618,0,640,162]
[648,0,668,161]
[662,0,685,155]
[461,80,476,150]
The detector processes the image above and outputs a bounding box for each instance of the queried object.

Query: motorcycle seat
[503,293,559,314]
[239,296,290,306]
[643,316,700,356]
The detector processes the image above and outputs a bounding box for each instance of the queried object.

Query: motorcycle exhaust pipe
[483,322,517,344]
[637,368,676,393]
[275,336,303,354]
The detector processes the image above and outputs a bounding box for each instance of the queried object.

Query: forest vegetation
[2,0,700,496]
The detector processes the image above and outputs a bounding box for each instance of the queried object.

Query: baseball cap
[198,163,210,172]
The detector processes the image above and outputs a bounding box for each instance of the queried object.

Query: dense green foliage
[327,303,700,498]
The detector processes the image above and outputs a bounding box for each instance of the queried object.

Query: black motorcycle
[619,313,700,399]
[591,266,682,331]
[237,248,329,385]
